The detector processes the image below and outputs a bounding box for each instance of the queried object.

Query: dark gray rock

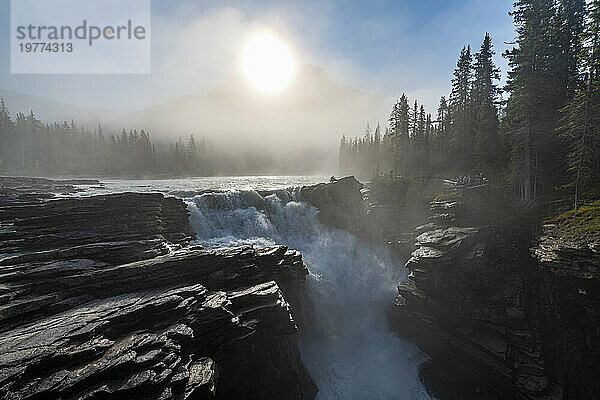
[0,180,316,400]
[390,195,600,400]
[0,192,193,264]
[530,225,600,400]
[0,176,99,206]
[299,176,365,235]
[0,281,298,400]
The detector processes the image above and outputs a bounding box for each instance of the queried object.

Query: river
[76,176,432,400]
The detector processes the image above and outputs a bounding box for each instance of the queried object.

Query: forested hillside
[340,0,599,207]
[0,103,221,177]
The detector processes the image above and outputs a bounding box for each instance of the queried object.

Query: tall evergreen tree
[555,0,587,99]
[411,100,419,138]
[450,45,474,172]
[504,0,563,199]
[388,94,410,175]
[187,134,197,170]
[472,33,501,174]
[559,0,600,207]
[0,99,14,168]
[437,96,450,136]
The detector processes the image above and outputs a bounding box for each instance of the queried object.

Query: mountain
[129,65,389,144]
[1,65,392,173]
[127,65,390,171]
[0,89,127,124]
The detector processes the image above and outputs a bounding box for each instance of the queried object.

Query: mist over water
[187,188,431,400]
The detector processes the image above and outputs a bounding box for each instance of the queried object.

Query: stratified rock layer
[390,188,600,400]
[0,192,193,265]
[0,176,100,206]
[0,180,316,400]
[531,225,599,400]
[299,176,365,235]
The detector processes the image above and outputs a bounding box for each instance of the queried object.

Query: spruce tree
[187,134,197,172]
[388,94,410,175]
[504,0,562,199]
[450,45,474,172]
[0,99,14,169]
[559,0,600,207]
[472,33,501,175]
[555,0,587,99]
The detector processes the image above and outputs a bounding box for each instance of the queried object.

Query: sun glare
[242,31,295,94]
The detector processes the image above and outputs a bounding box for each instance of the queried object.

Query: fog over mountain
[0,89,130,123]
[1,64,389,173]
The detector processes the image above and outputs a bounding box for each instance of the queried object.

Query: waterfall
[187,189,431,400]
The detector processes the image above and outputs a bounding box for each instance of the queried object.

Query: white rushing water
[185,182,431,400]
[69,176,328,197]
[78,176,431,399]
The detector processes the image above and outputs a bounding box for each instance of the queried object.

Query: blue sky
[0,0,515,113]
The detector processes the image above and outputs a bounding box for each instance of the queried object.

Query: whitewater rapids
[186,188,431,400]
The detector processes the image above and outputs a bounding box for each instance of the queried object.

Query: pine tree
[472,33,501,175]
[414,105,426,175]
[339,134,347,174]
[373,123,381,176]
[555,0,587,99]
[388,94,410,175]
[411,100,418,138]
[559,0,600,207]
[504,0,563,200]
[424,113,432,174]
[14,112,28,170]
[0,99,14,169]
[450,45,474,172]
[187,134,197,171]
[437,96,450,136]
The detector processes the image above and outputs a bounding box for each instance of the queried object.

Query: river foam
[187,188,431,399]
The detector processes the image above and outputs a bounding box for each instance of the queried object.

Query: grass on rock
[547,200,600,243]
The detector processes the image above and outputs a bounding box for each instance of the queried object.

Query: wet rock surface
[296,175,424,254]
[361,178,455,257]
[299,176,365,235]
[390,188,600,400]
[0,192,193,265]
[0,176,100,206]
[0,178,316,400]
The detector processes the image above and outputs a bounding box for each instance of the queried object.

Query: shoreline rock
[0,178,317,400]
[389,190,600,400]
[299,176,366,236]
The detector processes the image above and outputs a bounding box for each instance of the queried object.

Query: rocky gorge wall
[386,186,600,400]
[298,176,366,236]
[3,175,596,400]
[0,178,316,400]
[301,176,599,400]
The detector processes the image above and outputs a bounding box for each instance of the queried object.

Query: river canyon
[0,176,598,400]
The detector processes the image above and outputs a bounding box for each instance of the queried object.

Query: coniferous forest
[340,0,600,206]
[0,102,239,177]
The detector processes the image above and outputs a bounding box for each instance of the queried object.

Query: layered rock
[531,225,600,400]
[0,192,193,264]
[361,177,455,257]
[0,179,316,400]
[0,176,99,206]
[390,188,600,400]
[299,176,365,235]
[296,175,422,249]
[361,177,418,252]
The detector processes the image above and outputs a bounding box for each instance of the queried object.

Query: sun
[242,31,295,94]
